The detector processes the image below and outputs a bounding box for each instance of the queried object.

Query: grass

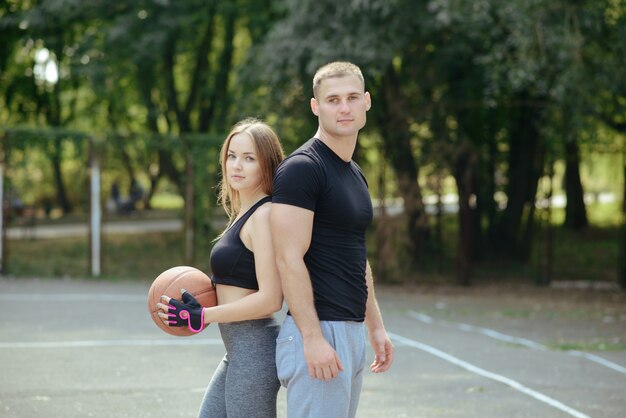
[6,231,211,282]
[4,202,623,284]
[542,226,620,283]
[548,341,626,352]
[148,193,185,210]
[8,236,89,279]
[368,207,622,285]
[500,341,626,352]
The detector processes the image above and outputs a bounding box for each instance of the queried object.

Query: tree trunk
[539,160,555,286]
[135,62,183,196]
[184,2,218,121]
[200,2,235,133]
[483,109,499,250]
[50,137,72,214]
[493,95,545,260]
[374,159,393,282]
[453,142,478,286]
[377,65,429,262]
[41,64,72,215]
[564,139,588,229]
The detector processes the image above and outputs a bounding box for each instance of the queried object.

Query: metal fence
[1,127,224,277]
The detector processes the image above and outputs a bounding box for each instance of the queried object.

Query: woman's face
[225,132,263,193]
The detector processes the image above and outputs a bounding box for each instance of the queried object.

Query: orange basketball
[148,266,217,337]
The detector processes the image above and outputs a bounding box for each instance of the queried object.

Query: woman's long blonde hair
[217,118,284,222]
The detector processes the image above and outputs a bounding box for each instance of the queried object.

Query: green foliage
[2,0,625,285]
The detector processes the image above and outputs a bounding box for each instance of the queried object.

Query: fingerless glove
[167,291,205,333]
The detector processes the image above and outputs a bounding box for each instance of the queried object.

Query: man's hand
[369,328,394,373]
[304,334,344,381]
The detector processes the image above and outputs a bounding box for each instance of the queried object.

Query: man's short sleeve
[272,154,322,211]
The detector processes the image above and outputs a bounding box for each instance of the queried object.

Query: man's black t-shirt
[272,138,373,322]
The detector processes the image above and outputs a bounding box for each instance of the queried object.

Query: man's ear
[365,92,372,111]
[311,97,319,116]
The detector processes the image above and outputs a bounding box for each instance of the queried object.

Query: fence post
[0,160,4,276]
[617,140,626,291]
[184,151,195,265]
[89,138,102,277]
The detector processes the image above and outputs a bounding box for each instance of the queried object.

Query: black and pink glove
[166,290,205,333]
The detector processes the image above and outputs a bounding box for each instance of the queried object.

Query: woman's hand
[157,289,205,333]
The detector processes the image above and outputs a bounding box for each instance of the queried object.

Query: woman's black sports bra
[210,196,271,290]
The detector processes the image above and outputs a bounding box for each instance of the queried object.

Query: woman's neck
[238,190,269,215]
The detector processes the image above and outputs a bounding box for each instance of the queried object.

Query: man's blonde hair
[312,61,365,98]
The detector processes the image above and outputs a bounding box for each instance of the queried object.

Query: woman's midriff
[215,283,272,319]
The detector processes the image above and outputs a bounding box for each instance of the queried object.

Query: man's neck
[314,128,356,162]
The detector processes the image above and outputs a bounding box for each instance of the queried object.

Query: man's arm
[364,260,394,373]
[270,203,344,381]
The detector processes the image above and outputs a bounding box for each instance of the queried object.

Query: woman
[156,118,285,418]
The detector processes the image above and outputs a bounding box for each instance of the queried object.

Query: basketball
[148,266,217,337]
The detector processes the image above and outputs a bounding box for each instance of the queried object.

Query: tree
[247,0,432,265]
[2,0,282,262]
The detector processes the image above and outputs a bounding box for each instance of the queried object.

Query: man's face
[311,75,371,140]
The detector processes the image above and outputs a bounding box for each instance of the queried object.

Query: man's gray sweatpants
[275,315,366,418]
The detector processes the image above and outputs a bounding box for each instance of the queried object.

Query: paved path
[1,278,625,417]
[6,219,183,240]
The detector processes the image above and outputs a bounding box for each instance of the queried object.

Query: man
[271,61,394,418]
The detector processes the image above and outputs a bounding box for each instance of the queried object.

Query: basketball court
[1,278,625,417]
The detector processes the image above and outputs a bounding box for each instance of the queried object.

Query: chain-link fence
[1,127,225,277]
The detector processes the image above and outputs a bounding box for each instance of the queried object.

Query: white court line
[389,332,591,418]
[0,338,223,348]
[0,293,146,302]
[408,310,626,375]
[568,350,626,373]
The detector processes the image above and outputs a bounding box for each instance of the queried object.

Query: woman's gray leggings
[197,318,280,418]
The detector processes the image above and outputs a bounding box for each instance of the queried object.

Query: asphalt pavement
[1,278,625,417]
[6,218,183,240]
